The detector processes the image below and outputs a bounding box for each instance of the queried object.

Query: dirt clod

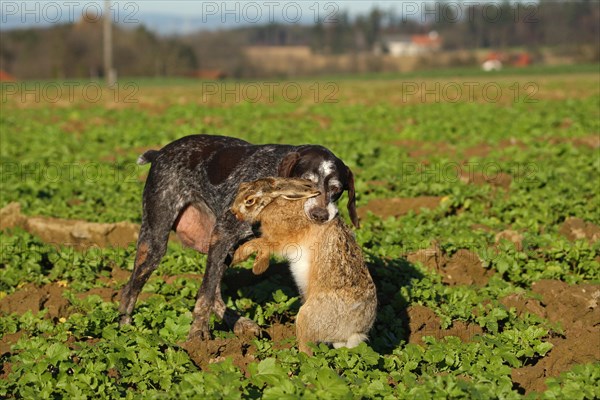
[358,197,442,220]
[460,171,512,189]
[182,322,296,375]
[0,202,139,249]
[0,202,26,230]
[509,280,600,394]
[406,305,483,345]
[407,246,494,286]
[0,283,71,319]
[0,332,24,356]
[559,217,600,243]
[495,230,524,251]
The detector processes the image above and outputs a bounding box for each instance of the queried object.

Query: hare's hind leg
[332,333,367,349]
[346,333,368,348]
[295,305,317,355]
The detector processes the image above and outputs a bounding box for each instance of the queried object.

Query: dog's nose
[309,208,329,223]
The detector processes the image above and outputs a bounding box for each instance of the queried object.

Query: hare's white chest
[287,246,311,297]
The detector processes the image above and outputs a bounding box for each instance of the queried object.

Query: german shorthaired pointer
[118,134,358,339]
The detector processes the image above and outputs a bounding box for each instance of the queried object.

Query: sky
[133,1,395,32]
[0,1,509,34]
[0,1,396,33]
[128,0,392,17]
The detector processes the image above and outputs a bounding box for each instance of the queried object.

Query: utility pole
[103,0,116,87]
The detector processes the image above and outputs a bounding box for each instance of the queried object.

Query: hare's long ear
[280,190,320,200]
[274,179,319,200]
[345,166,359,228]
[278,152,301,177]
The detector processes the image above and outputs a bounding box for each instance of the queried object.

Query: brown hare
[231,177,377,354]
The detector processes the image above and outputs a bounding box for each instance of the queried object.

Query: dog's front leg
[188,213,260,339]
[188,231,228,340]
[212,279,261,337]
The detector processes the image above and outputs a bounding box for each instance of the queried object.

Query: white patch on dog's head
[303,172,318,183]
[319,160,335,177]
[326,202,339,222]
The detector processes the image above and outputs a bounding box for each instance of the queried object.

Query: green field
[1,66,599,398]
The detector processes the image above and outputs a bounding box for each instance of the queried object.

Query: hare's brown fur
[231,178,377,354]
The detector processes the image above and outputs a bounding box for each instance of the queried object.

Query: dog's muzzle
[304,197,338,224]
[309,207,329,223]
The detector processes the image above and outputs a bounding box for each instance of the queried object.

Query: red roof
[189,70,227,80]
[411,35,442,47]
[0,70,16,81]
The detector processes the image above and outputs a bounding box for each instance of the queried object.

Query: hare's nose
[309,208,329,223]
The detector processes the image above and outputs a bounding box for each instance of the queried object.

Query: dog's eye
[245,198,256,206]
[330,185,342,194]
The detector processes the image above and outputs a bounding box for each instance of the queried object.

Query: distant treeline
[1,1,598,79]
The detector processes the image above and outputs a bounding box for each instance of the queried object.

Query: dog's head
[278,146,359,228]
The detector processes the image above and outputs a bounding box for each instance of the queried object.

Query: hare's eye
[245,198,256,206]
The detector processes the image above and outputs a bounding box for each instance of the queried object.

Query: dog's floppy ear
[345,166,359,228]
[278,152,301,177]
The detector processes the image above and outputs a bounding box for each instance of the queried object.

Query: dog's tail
[137,150,160,165]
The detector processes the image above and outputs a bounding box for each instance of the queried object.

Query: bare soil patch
[507,280,600,394]
[358,197,443,220]
[559,217,600,243]
[181,335,257,374]
[1,202,139,250]
[0,268,196,355]
[405,305,483,345]
[181,322,296,375]
[494,229,525,251]
[392,138,526,162]
[459,171,513,190]
[0,283,71,320]
[547,135,600,150]
[0,266,131,320]
[407,246,494,286]
[462,143,493,159]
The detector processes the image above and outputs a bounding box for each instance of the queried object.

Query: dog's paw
[233,317,261,337]
[188,318,211,341]
[119,314,132,326]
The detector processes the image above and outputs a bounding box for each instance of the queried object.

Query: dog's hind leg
[118,190,180,326]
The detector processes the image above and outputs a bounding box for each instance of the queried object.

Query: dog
[118,134,358,339]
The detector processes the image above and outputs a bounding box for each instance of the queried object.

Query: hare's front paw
[252,255,270,275]
[232,241,258,265]
[232,248,248,265]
